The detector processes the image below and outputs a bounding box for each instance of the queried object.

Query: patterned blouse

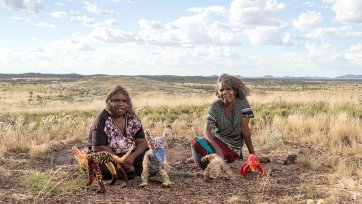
[206,98,254,155]
[88,109,145,153]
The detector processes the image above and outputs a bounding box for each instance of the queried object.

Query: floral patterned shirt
[88,109,145,153]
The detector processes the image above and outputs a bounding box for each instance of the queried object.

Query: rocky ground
[0,138,334,204]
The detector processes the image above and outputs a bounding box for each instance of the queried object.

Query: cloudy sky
[0,0,361,77]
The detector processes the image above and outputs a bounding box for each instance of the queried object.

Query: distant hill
[0,73,84,79]
[0,73,361,81]
[335,74,362,79]
[259,74,362,80]
[137,75,218,84]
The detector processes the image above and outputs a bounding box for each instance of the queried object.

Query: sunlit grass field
[0,75,361,202]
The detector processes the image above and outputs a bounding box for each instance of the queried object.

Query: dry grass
[134,93,214,107]
[0,114,92,157]
[23,167,85,199]
[0,165,11,177]
[271,112,362,155]
[29,143,50,159]
[250,89,362,106]
[227,195,247,204]
[0,76,361,202]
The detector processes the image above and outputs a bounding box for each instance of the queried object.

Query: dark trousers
[100,150,146,180]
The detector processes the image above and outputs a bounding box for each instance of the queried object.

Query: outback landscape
[0,74,361,204]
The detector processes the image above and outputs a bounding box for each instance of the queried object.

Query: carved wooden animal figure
[139,129,173,187]
[201,153,234,181]
[71,145,134,193]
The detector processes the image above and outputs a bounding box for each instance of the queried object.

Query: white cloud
[345,44,362,65]
[230,0,286,28]
[54,2,64,7]
[104,18,117,26]
[230,0,295,46]
[0,0,42,13]
[210,21,230,30]
[88,5,239,47]
[322,0,335,4]
[1,0,361,77]
[11,16,32,23]
[305,1,316,8]
[139,28,205,46]
[0,48,23,67]
[12,16,23,20]
[121,45,243,74]
[31,36,43,41]
[157,6,232,46]
[293,11,322,32]
[276,47,347,77]
[77,43,95,51]
[307,26,362,39]
[282,32,299,46]
[70,15,96,25]
[245,26,298,46]
[332,0,362,23]
[167,10,209,29]
[305,43,343,62]
[0,39,102,73]
[90,27,137,43]
[84,0,115,16]
[139,10,211,46]
[0,40,9,45]
[50,11,67,18]
[188,6,226,16]
[28,47,45,52]
[208,30,242,46]
[139,19,162,30]
[168,29,208,45]
[136,30,164,45]
[33,22,56,29]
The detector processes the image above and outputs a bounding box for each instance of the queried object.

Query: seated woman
[191,74,267,169]
[87,85,149,179]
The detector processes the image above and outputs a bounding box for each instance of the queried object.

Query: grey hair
[215,74,250,99]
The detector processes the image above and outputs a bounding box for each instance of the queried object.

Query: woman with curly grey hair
[191,74,267,169]
[88,85,149,179]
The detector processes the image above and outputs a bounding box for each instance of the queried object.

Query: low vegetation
[0,75,361,202]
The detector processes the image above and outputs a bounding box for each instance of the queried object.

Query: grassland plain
[0,75,361,203]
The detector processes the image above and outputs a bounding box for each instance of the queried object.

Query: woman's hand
[123,154,135,172]
[204,124,224,159]
[123,138,148,172]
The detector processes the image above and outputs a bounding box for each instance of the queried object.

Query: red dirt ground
[0,138,332,204]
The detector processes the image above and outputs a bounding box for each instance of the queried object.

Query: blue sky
[0,0,361,77]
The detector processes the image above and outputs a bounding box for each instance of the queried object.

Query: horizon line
[0,72,362,79]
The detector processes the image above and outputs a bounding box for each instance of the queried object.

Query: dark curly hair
[215,74,250,99]
[105,85,135,115]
